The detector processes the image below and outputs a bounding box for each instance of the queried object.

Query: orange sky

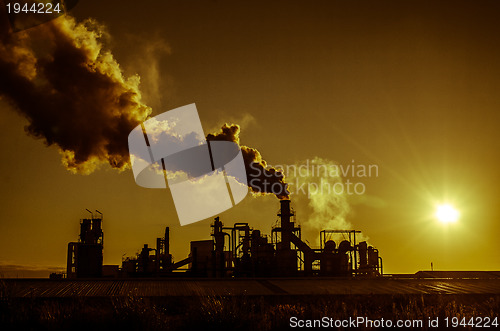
[1,0,500,277]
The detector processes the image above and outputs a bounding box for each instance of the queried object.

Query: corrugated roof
[414,271,500,279]
[2,278,500,298]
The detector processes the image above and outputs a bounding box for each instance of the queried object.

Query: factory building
[66,211,104,278]
[65,200,382,278]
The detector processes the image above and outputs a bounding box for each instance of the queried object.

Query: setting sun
[435,204,460,224]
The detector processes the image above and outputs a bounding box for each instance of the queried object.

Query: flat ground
[1,278,499,330]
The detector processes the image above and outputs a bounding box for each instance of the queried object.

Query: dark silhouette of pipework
[65,201,382,278]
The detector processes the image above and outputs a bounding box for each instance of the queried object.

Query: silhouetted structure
[121,227,173,277]
[65,200,382,278]
[66,211,103,278]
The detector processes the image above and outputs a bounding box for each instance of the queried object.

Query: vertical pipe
[278,199,293,250]
[353,231,357,273]
[164,227,170,256]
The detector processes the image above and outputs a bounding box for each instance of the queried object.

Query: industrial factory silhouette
[62,199,382,279]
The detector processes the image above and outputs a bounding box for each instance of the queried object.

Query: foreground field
[3,277,500,297]
[1,279,499,330]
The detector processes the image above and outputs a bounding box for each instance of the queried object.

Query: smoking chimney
[278,199,294,250]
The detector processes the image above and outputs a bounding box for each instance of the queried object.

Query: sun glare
[435,204,459,224]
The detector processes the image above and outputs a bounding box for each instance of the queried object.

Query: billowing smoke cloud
[0,15,151,173]
[0,11,289,202]
[206,124,289,199]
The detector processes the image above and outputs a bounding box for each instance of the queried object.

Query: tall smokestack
[278,199,294,250]
[164,227,169,256]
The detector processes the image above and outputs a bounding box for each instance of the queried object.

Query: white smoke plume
[284,157,368,245]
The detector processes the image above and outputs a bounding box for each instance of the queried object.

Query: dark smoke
[0,15,151,173]
[206,124,289,199]
[0,11,289,201]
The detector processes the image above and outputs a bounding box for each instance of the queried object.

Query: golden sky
[1,0,499,276]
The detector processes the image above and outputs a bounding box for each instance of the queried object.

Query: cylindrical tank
[368,247,379,267]
[359,241,368,269]
[338,240,351,253]
[324,240,336,252]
